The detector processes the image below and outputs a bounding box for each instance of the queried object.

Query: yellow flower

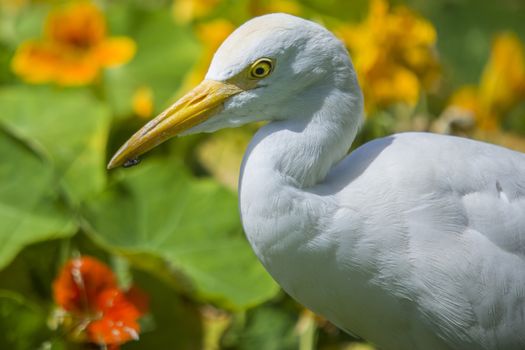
[197,128,253,190]
[172,0,222,24]
[479,33,525,124]
[178,19,235,94]
[446,33,525,131]
[11,2,136,86]
[248,0,302,16]
[132,86,154,119]
[337,0,440,112]
[195,19,235,68]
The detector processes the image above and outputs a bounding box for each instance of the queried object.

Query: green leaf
[123,269,203,350]
[222,304,299,350]
[0,290,49,350]
[406,0,525,87]
[0,130,75,269]
[0,43,15,85]
[504,101,525,136]
[83,159,278,310]
[0,86,111,203]
[103,6,201,118]
[1,3,49,48]
[0,239,64,302]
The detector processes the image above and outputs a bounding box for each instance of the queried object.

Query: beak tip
[107,150,124,170]
[105,80,242,172]
[107,159,118,170]
[107,151,142,170]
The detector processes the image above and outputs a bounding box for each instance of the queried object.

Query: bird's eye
[249,58,274,79]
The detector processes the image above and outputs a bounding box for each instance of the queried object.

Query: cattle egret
[108,14,525,350]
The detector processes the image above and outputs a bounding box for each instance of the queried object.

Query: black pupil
[255,66,266,76]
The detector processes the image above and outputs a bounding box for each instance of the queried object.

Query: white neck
[239,80,363,269]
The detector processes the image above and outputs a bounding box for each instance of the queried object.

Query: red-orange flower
[52,256,147,348]
[53,255,117,313]
[87,288,142,344]
[11,2,135,85]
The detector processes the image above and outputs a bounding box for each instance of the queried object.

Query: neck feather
[241,87,363,189]
[238,82,363,269]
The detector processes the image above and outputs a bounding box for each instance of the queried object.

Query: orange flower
[11,2,135,85]
[53,256,148,348]
[87,288,142,345]
[53,256,117,314]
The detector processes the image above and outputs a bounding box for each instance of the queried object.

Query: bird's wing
[322,132,525,349]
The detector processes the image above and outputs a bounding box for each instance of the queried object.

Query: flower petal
[53,49,101,86]
[132,86,155,119]
[337,0,440,112]
[480,32,525,113]
[172,0,222,24]
[125,285,149,315]
[45,2,106,47]
[96,37,136,67]
[88,288,142,345]
[11,40,101,86]
[11,1,135,86]
[11,41,61,83]
[53,256,117,313]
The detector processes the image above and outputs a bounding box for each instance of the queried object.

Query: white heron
[108,14,525,350]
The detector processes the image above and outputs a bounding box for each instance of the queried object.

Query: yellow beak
[107,80,243,169]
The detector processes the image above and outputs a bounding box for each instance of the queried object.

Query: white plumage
[109,13,525,350]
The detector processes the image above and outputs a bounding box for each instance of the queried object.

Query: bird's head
[108,13,359,169]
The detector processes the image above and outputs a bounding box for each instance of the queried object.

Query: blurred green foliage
[0,0,524,349]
